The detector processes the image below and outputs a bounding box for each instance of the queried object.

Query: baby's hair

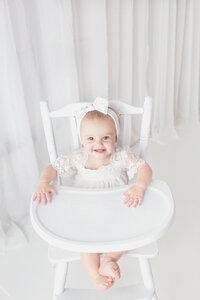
[83,107,120,125]
[79,107,120,141]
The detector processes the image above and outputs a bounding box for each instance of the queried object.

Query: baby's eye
[102,136,110,140]
[88,137,94,141]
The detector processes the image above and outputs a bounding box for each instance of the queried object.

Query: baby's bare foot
[91,273,114,291]
[99,259,120,279]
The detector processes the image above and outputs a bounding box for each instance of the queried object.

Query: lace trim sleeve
[124,146,145,180]
[51,153,77,177]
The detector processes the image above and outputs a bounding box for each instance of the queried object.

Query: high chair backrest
[40,97,152,165]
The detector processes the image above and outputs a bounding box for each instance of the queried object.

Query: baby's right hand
[32,182,57,205]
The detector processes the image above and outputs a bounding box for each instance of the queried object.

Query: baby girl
[33,97,152,291]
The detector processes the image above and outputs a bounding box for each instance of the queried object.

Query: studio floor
[0,124,200,300]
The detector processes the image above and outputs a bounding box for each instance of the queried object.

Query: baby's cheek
[108,141,115,151]
[84,144,91,152]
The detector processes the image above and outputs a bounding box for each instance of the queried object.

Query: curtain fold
[72,0,108,100]
[0,0,40,251]
[0,0,200,251]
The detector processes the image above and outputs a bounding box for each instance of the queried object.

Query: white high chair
[30,97,174,300]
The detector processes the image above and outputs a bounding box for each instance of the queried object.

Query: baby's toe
[108,276,115,283]
[112,265,120,278]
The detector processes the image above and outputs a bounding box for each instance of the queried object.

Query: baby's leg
[80,253,114,291]
[99,251,126,279]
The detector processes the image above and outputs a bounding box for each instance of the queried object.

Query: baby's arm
[123,162,152,208]
[32,165,57,205]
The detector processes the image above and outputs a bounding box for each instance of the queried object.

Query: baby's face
[80,116,117,161]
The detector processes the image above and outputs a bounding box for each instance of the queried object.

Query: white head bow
[76,97,120,143]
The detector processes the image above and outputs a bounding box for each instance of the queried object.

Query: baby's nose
[95,139,103,145]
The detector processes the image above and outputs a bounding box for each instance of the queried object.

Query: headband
[75,97,120,143]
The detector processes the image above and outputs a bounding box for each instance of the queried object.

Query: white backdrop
[0,0,200,251]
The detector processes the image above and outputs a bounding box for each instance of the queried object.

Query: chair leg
[53,262,69,300]
[138,257,158,299]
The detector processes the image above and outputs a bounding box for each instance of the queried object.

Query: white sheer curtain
[0,0,200,251]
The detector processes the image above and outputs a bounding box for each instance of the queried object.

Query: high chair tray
[30,179,174,253]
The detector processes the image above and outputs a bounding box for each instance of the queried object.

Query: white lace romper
[51,146,145,189]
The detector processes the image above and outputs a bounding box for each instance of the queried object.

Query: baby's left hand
[123,185,145,208]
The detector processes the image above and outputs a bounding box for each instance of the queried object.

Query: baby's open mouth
[94,149,106,153]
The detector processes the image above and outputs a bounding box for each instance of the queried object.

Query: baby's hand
[123,185,145,208]
[32,182,57,205]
